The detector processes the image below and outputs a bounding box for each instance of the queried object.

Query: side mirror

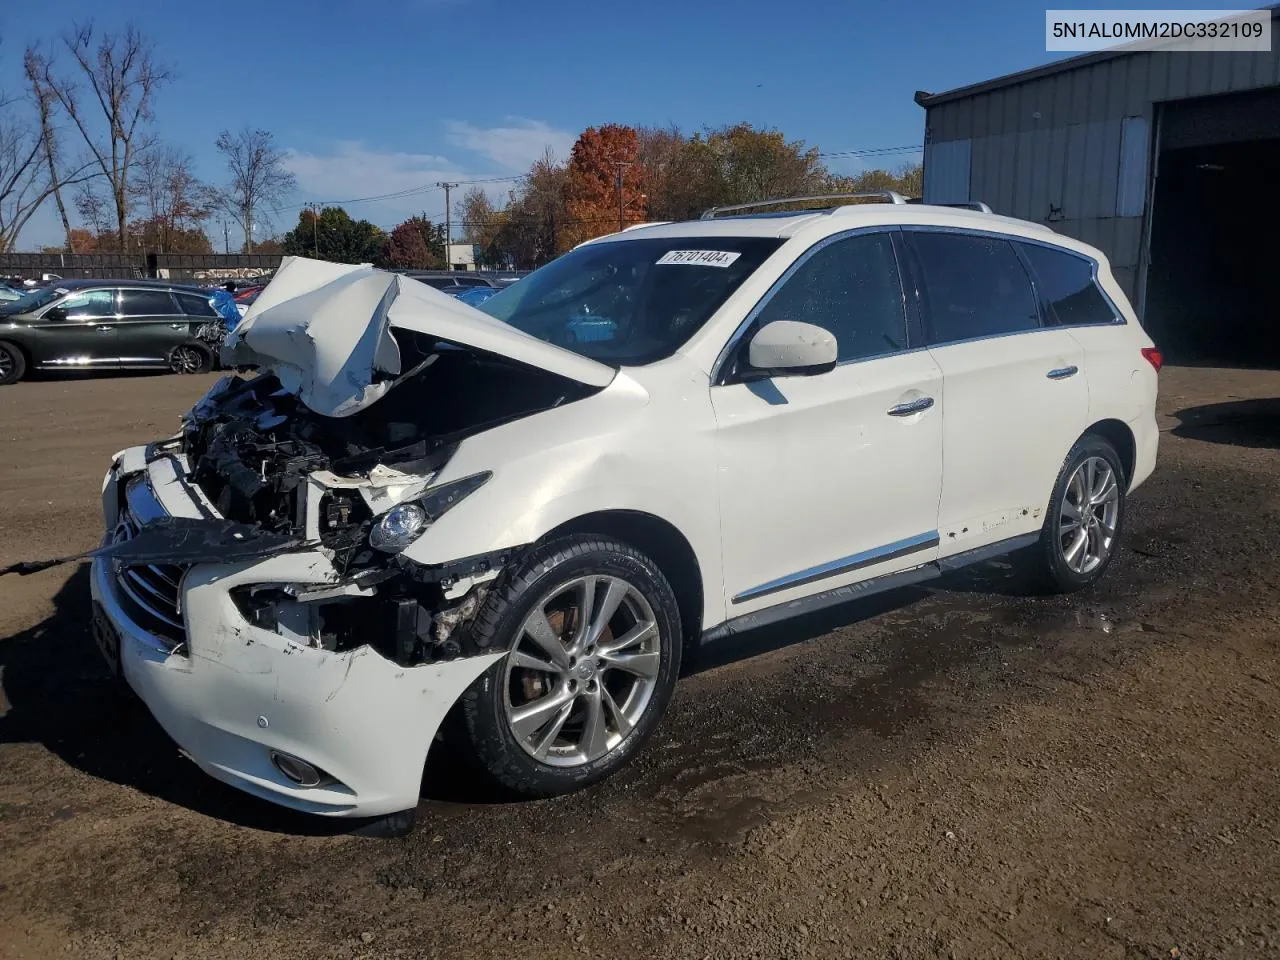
[43,306,67,322]
[746,320,837,377]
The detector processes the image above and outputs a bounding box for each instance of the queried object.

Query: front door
[29,288,119,369]
[711,230,944,615]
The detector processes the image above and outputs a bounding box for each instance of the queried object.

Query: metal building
[916,9,1280,364]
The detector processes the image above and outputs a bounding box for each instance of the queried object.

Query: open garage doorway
[1145,88,1280,366]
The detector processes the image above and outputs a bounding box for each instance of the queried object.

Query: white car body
[90,203,1158,818]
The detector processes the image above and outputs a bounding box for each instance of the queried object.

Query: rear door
[711,229,944,613]
[27,288,119,368]
[116,288,191,366]
[901,229,1090,557]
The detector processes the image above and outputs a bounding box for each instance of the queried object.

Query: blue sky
[4,0,1090,248]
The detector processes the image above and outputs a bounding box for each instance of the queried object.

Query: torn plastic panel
[0,517,302,578]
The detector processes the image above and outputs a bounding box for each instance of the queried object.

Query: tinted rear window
[906,232,1040,345]
[175,292,219,318]
[1018,243,1118,327]
[120,289,178,316]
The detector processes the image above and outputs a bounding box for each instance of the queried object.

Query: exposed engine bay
[0,330,601,671]
[159,336,599,665]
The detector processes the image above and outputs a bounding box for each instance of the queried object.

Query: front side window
[1017,243,1118,327]
[478,236,783,365]
[56,289,115,320]
[906,232,1040,345]
[120,289,178,316]
[1,286,66,315]
[754,232,907,363]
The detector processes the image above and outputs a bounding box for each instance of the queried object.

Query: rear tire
[461,535,682,798]
[0,340,26,385]
[1029,434,1126,593]
[169,342,212,375]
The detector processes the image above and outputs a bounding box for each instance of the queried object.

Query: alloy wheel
[0,348,13,379]
[1059,456,1120,574]
[502,574,662,767]
[170,346,203,374]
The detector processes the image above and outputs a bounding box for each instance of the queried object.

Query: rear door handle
[1046,365,1078,380]
[170,323,184,330]
[97,325,114,333]
[887,397,935,417]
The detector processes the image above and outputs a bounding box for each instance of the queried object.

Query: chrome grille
[112,480,188,647]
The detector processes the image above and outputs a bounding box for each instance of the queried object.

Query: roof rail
[700,191,908,220]
[905,197,994,214]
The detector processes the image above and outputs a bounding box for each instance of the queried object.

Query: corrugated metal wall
[923,46,1280,303]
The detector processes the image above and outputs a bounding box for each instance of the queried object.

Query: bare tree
[23,48,76,251]
[41,23,171,249]
[214,128,296,253]
[129,146,214,252]
[0,106,48,252]
[74,182,113,239]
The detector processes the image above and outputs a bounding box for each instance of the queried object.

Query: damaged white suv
[88,195,1160,818]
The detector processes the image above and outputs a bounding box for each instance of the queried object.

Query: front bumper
[91,446,501,818]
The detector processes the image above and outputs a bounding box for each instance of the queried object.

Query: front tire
[0,340,26,385]
[461,536,682,798]
[1030,434,1126,593]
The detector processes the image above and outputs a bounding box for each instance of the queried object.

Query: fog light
[269,750,322,787]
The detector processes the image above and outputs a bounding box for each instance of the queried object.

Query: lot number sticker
[656,250,741,268]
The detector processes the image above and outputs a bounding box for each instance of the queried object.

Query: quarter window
[754,232,907,363]
[1017,243,1118,327]
[120,289,178,316]
[175,292,219,318]
[56,290,115,319]
[906,232,1040,345]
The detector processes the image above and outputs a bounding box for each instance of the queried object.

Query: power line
[817,144,923,160]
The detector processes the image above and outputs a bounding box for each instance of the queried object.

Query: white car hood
[222,256,615,417]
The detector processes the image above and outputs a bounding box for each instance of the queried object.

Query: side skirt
[700,531,1040,645]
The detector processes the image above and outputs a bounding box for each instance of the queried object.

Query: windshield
[0,286,67,316]
[477,236,782,365]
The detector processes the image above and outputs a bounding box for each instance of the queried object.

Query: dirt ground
[1,367,1278,960]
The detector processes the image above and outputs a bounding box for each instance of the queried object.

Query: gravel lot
[1,366,1278,960]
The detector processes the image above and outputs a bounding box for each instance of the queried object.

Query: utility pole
[309,203,320,256]
[222,218,230,255]
[613,161,634,232]
[437,182,458,270]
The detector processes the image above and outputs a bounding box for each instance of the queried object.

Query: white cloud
[445,118,576,170]
[279,120,576,230]
[281,141,474,227]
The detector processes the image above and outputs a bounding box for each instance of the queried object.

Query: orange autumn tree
[561,124,646,251]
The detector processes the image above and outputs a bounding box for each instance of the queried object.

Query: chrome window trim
[899,225,1127,342]
[710,224,906,386]
[732,530,940,604]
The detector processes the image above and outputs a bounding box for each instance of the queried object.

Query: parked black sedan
[0,280,223,385]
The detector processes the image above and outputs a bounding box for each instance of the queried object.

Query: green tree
[281,206,383,263]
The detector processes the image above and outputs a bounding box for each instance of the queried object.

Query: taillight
[1141,346,1163,373]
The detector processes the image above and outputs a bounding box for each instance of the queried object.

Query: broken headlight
[369,502,428,552]
[368,471,492,554]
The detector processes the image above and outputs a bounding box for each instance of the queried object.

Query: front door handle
[96,325,114,333]
[1046,365,1079,380]
[170,323,184,330]
[887,396,935,417]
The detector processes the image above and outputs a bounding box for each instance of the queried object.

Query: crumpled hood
[222,256,615,417]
